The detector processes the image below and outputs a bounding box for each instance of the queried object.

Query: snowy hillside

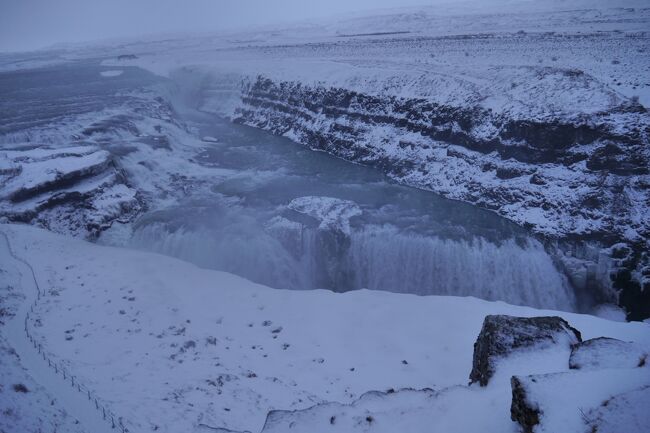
[1,223,649,433]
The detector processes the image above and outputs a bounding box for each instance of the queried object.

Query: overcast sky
[0,0,438,52]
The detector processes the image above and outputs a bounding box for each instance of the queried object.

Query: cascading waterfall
[129,222,310,290]
[127,220,576,312]
[344,226,575,311]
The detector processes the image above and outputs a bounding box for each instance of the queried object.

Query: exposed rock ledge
[0,146,141,238]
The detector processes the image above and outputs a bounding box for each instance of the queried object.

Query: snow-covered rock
[569,337,648,371]
[511,367,650,433]
[0,145,141,238]
[470,315,581,386]
[287,196,361,235]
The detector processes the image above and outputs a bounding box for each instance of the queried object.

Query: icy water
[0,59,577,311]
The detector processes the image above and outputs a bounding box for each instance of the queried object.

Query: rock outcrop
[0,146,141,238]
[469,315,581,386]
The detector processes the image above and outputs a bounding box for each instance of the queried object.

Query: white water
[129,219,576,311]
[347,227,574,310]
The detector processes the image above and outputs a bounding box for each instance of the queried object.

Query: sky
[0,0,436,52]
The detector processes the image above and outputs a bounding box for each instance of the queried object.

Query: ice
[100,70,123,77]
[288,196,362,235]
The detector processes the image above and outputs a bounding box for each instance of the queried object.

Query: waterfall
[344,226,575,311]
[126,220,576,312]
[129,222,309,291]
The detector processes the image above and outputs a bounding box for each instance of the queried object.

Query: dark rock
[586,143,648,175]
[81,115,140,137]
[9,156,112,203]
[510,376,539,433]
[609,243,650,321]
[12,383,29,393]
[496,166,527,180]
[469,315,582,386]
[529,173,546,185]
[618,278,650,322]
[237,76,645,168]
[611,243,633,261]
[569,337,648,370]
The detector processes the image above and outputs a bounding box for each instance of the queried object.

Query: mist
[0,0,440,52]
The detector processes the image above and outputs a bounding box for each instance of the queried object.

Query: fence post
[111,416,116,428]
[103,407,106,420]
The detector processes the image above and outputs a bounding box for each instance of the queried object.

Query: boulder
[569,337,648,371]
[511,368,650,433]
[469,315,582,386]
[510,376,540,433]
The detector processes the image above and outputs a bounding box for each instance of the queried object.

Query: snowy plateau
[1,0,650,432]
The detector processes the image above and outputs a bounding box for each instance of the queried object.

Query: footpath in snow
[0,229,127,433]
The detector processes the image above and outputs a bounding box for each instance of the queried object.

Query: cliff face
[232,76,650,319]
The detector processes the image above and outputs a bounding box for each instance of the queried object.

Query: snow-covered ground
[0,243,86,433]
[0,230,117,433]
[1,223,648,432]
